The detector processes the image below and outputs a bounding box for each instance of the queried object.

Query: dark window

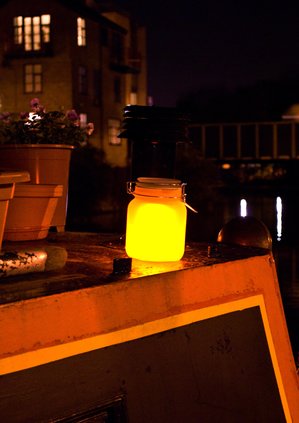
[101,28,108,46]
[114,77,121,103]
[111,32,124,64]
[93,70,101,106]
[78,66,88,95]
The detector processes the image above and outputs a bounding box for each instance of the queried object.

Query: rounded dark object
[217,216,272,250]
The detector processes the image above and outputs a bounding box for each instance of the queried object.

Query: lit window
[130,75,138,105]
[24,64,42,93]
[77,17,86,46]
[79,113,87,128]
[108,119,121,145]
[24,17,33,50]
[14,14,51,51]
[78,66,88,94]
[32,16,41,51]
[41,14,51,43]
[14,16,23,45]
[129,92,137,105]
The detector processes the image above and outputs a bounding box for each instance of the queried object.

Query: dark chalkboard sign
[0,306,286,423]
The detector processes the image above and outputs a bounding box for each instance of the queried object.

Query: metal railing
[188,121,299,161]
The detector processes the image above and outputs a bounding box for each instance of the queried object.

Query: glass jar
[125,177,187,262]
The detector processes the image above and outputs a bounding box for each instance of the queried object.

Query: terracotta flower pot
[4,183,63,241]
[0,144,74,232]
[0,170,30,250]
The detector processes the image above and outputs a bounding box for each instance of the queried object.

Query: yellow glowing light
[125,178,187,262]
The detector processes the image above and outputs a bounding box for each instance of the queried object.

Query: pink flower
[0,112,11,123]
[66,109,79,122]
[20,111,29,119]
[30,98,40,107]
[30,98,44,113]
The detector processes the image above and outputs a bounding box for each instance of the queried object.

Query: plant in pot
[0,98,94,233]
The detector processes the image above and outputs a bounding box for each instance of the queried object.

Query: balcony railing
[110,48,141,74]
[188,121,299,161]
[4,42,53,59]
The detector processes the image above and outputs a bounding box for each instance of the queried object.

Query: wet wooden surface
[0,231,269,305]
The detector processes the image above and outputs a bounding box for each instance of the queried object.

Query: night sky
[117,1,299,107]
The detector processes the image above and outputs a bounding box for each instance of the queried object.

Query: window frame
[23,63,43,94]
[14,14,51,51]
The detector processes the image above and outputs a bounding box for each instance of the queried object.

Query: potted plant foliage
[0,98,94,231]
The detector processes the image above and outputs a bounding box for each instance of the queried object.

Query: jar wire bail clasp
[127,181,135,194]
[127,180,197,213]
[181,183,198,213]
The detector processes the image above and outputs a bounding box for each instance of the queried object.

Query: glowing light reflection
[240,199,247,217]
[276,196,282,241]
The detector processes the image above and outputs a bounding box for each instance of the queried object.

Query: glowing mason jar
[125,177,187,262]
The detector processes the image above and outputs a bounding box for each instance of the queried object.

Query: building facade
[0,0,147,166]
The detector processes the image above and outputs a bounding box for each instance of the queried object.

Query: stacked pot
[0,144,73,241]
[0,170,30,248]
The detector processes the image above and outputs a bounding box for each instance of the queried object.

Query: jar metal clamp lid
[127,177,197,212]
